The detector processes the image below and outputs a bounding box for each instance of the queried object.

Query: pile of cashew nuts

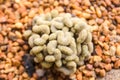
[23,10,93,75]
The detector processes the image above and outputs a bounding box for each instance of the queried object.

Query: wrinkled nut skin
[24,10,93,75]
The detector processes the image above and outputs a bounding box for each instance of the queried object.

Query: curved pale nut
[85,32,92,43]
[49,33,57,40]
[54,49,62,60]
[82,45,90,57]
[50,25,58,33]
[71,17,81,24]
[28,34,40,47]
[55,60,62,67]
[53,17,63,22]
[70,27,76,33]
[87,42,93,53]
[32,25,50,34]
[58,45,73,55]
[35,53,44,62]
[77,29,88,43]
[45,13,52,21]
[77,43,81,56]
[66,61,77,73]
[70,38,77,54]
[67,61,76,68]
[51,21,64,29]
[74,21,87,32]
[34,34,49,45]
[32,15,44,25]
[41,61,53,68]
[57,31,71,45]
[65,54,77,61]
[43,45,48,56]
[41,34,49,40]
[36,18,51,25]
[31,46,44,55]
[34,38,46,46]
[47,40,57,54]
[62,27,69,32]
[45,55,55,62]
[23,30,32,39]
[65,13,72,18]
[51,10,59,18]
[63,16,73,27]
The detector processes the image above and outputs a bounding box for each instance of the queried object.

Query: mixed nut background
[0,0,120,80]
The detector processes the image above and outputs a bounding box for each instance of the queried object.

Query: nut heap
[23,10,93,75]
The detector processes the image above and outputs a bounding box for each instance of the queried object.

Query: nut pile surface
[24,10,93,75]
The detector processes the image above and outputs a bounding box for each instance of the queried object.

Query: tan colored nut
[51,9,59,18]
[65,54,77,61]
[50,25,58,33]
[70,38,77,54]
[74,21,87,32]
[49,33,57,40]
[36,53,44,62]
[47,40,57,54]
[32,25,50,34]
[36,18,51,25]
[58,45,73,55]
[71,17,81,24]
[41,34,49,40]
[31,46,43,55]
[41,62,52,68]
[77,43,82,55]
[23,30,32,39]
[87,42,94,53]
[34,38,46,46]
[45,55,55,62]
[62,27,69,32]
[67,61,76,68]
[28,34,40,47]
[55,60,62,67]
[67,61,77,73]
[57,31,71,45]
[45,12,52,21]
[85,32,92,43]
[15,22,23,29]
[51,21,64,29]
[63,16,73,27]
[33,34,49,45]
[53,16,63,22]
[82,45,90,57]
[54,49,62,60]
[77,29,88,43]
